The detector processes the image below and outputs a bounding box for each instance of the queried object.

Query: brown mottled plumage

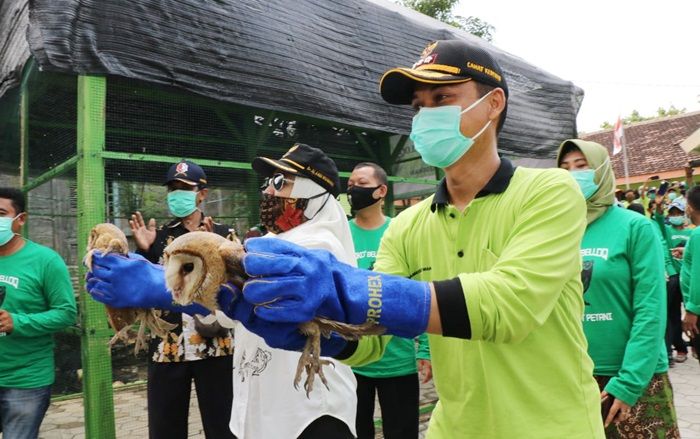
[163,231,246,312]
[162,231,385,396]
[85,223,175,354]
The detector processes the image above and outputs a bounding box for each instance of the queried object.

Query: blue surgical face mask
[569,159,609,200]
[0,214,20,246]
[669,216,686,226]
[167,190,199,218]
[409,91,493,168]
[571,170,598,200]
[668,192,678,201]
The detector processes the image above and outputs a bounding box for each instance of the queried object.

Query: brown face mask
[259,193,309,234]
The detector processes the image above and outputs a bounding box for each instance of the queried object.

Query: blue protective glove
[242,238,431,338]
[86,251,210,316]
[217,283,347,356]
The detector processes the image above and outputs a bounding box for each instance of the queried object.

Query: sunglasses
[261,173,294,191]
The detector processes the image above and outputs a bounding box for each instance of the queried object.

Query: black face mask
[258,191,328,234]
[259,194,309,235]
[347,185,382,211]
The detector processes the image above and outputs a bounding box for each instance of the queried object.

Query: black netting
[2,70,437,434]
[101,76,418,231]
[104,159,257,236]
[25,173,82,398]
[0,86,20,169]
[26,174,78,264]
[26,68,77,175]
[105,77,387,182]
[26,171,155,402]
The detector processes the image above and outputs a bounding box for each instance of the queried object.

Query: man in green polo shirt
[0,187,77,439]
[232,40,604,438]
[347,162,430,439]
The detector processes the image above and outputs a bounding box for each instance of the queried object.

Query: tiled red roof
[581,111,700,177]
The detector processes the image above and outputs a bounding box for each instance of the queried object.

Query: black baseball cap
[164,160,208,187]
[380,39,509,105]
[252,143,340,197]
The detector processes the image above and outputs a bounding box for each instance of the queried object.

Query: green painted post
[19,74,29,188]
[19,60,32,237]
[76,75,116,439]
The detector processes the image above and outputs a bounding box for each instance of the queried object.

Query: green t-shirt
[349,218,430,378]
[681,227,700,314]
[667,227,693,249]
[0,240,77,388]
[582,207,667,406]
[647,214,677,277]
[653,212,693,273]
[349,217,392,271]
[346,167,603,439]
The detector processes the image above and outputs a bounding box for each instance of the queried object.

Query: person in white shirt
[230,143,358,439]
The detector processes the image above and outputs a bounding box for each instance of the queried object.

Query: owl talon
[293,331,333,398]
[108,325,132,346]
[133,319,148,355]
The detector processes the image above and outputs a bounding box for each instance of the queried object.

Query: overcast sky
[454,1,700,133]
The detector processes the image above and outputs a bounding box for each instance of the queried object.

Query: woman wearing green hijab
[557,139,679,438]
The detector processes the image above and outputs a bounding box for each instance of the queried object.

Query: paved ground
[670,357,700,439]
[17,358,700,438]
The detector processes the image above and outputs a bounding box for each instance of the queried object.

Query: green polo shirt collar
[430,157,516,212]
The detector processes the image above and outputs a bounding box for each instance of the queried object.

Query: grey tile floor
[24,358,700,438]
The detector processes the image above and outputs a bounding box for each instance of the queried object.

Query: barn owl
[85,223,176,354]
[162,231,385,396]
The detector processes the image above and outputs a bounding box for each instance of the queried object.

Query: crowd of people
[0,38,698,439]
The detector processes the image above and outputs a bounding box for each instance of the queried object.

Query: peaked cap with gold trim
[252,143,341,197]
[380,39,509,105]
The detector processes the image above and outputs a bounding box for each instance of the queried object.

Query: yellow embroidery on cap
[466,61,485,73]
[280,158,305,170]
[262,157,297,173]
[484,68,502,82]
[304,166,333,186]
[415,64,460,75]
[467,62,502,83]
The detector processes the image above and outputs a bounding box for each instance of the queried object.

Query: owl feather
[162,231,385,396]
[85,223,176,354]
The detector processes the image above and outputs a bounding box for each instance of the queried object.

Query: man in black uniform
[129,160,236,439]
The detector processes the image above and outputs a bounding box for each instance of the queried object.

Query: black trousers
[666,274,687,354]
[147,355,235,439]
[354,372,419,439]
[298,415,355,439]
[691,322,700,363]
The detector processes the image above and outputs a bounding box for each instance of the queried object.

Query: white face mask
[569,158,611,200]
[0,214,21,246]
[409,90,494,168]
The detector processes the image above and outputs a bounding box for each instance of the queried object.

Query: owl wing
[219,242,247,289]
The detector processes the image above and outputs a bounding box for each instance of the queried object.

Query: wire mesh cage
[0,61,437,437]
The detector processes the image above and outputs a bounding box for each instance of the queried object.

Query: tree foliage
[402,0,457,22]
[453,16,495,41]
[400,0,496,42]
[600,105,686,129]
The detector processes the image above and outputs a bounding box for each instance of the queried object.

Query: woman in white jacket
[230,143,358,439]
